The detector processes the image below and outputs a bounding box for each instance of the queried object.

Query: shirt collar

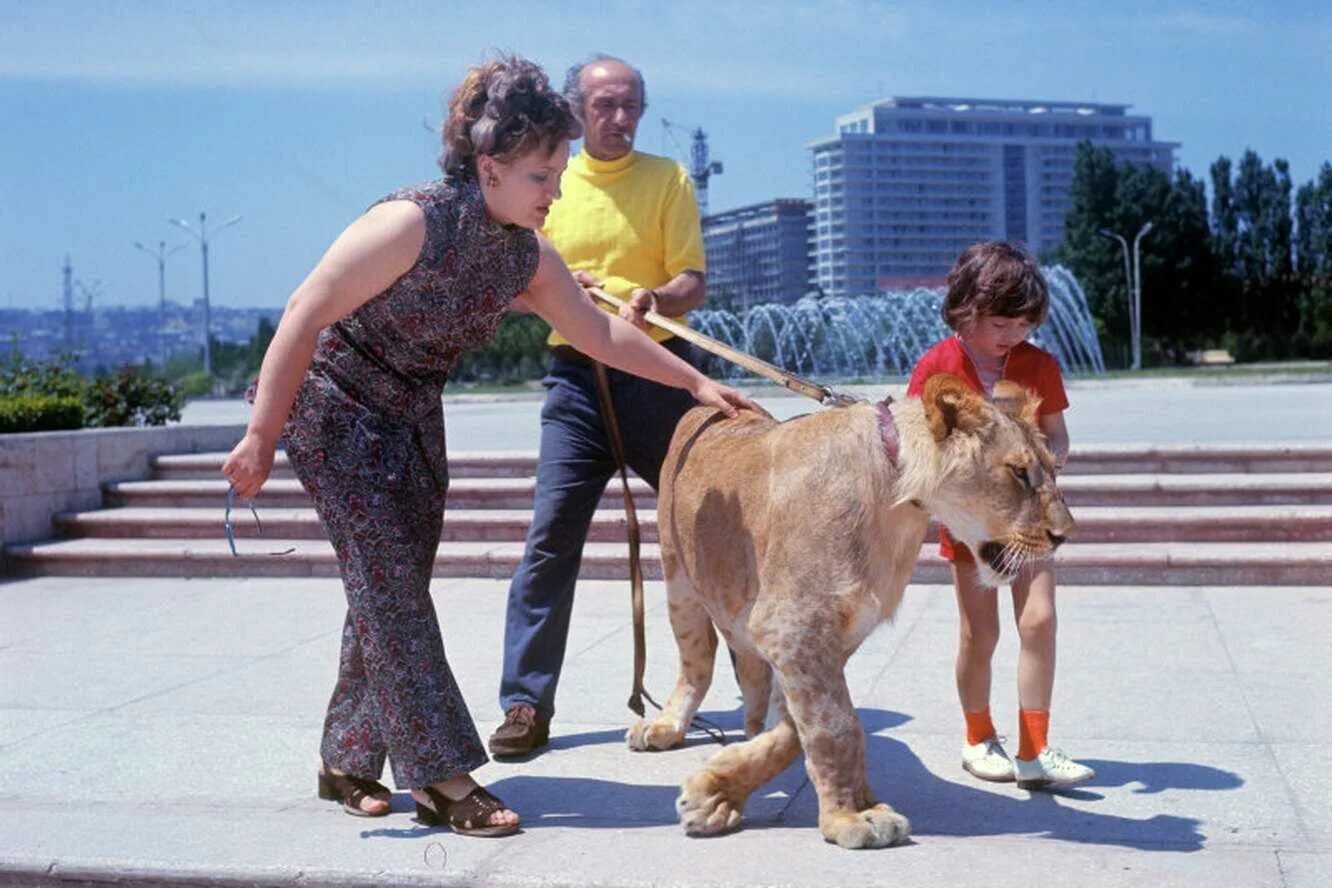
[578,149,637,175]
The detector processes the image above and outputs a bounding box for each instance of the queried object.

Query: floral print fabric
[281,177,538,788]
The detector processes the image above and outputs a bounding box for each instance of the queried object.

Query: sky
[3,0,1330,310]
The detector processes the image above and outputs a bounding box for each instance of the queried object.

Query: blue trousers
[499,338,699,718]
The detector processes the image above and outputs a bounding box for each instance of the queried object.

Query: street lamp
[169,212,242,376]
[134,239,185,365]
[1098,221,1153,370]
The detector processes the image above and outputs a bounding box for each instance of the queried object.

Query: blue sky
[4,0,1330,309]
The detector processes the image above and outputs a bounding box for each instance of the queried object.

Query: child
[907,241,1094,790]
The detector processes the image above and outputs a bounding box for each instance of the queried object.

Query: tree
[1056,142,1128,360]
[1211,150,1299,357]
[1295,163,1332,356]
[1058,142,1216,364]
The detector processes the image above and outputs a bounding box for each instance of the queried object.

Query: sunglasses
[225,485,296,558]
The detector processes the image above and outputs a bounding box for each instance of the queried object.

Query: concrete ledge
[0,424,244,547]
[0,855,458,888]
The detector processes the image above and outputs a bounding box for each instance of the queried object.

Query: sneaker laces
[1041,747,1078,770]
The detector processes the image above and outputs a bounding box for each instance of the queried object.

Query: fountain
[690,264,1105,382]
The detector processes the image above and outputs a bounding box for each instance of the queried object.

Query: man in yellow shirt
[491,55,707,757]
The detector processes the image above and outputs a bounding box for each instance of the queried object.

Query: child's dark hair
[941,241,1049,331]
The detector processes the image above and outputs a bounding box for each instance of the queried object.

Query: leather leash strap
[591,360,729,746]
[588,287,857,407]
[590,360,657,719]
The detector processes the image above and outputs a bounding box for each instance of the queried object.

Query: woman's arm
[523,236,753,416]
[222,200,426,497]
[1039,410,1070,472]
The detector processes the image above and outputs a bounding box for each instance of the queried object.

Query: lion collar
[876,396,924,510]
[875,396,900,465]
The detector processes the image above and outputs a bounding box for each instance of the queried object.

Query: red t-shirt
[907,337,1068,561]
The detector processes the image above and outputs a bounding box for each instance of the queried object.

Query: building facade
[809,96,1177,296]
[702,198,813,307]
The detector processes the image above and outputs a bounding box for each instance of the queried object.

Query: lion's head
[907,373,1075,586]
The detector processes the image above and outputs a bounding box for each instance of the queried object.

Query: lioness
[627,373,1074,849]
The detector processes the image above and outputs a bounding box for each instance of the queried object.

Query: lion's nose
[1048,531,1066,549]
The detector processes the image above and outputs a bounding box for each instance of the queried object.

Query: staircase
[6,446,1332,585]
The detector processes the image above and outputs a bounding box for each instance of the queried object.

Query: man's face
[579,62,643,161]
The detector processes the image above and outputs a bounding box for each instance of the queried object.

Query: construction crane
[661,119,723,217]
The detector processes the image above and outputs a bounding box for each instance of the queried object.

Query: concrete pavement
[1,574,1329,887]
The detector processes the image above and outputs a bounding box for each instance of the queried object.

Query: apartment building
[809,96,1176,295]
[702,198,813,307]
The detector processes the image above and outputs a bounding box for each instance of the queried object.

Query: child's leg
[1010,564,1093,787]
[954,553,1014,781]
[1011,563,1057,720]
[953,554,1000,732]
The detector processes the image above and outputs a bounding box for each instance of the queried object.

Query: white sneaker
[961,736,1015,782]
[1014,747,1095,789]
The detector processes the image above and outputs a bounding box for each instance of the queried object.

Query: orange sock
[1018,709,1049,760]
[964,709,996,746]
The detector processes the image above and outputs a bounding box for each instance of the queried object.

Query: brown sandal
[415,785,520,837]
[317,763,391,817]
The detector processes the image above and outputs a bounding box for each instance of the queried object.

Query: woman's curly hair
[441,55,581,180]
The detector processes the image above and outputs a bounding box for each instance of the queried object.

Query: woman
[222,56,751,837]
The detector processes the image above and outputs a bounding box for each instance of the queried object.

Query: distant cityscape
[702,94,1175,306]
[6,93,1176,369]
[0,301,281,371]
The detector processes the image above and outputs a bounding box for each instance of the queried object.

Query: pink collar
[876,397,900,464]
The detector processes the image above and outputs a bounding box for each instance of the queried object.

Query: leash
[588,287,859,407]
[590,360,730,745]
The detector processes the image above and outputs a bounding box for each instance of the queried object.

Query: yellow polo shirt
[543,149,705,346]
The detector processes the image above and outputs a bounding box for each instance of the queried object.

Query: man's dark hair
[941,241,1049,331]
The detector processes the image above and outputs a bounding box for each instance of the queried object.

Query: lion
[626,373,1075,849]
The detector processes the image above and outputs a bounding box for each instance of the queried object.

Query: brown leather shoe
[488,704,550,757]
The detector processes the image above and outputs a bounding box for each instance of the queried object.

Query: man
[490,54,707,757]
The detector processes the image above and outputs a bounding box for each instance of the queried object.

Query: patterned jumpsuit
[281,178,538,789]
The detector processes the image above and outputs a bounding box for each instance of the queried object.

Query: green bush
[1,354,183,432]
[1,353,83,400]
[84,367,184,427]
[0,394,84,433]
[173,371,216,398]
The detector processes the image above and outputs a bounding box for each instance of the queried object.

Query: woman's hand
[222,431,277,499]
[690,377,757,419]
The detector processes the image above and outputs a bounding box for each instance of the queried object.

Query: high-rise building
[702,198,813,307]
[809,96,1177,295]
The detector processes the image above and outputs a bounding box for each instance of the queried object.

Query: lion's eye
[1009,465,1030,486]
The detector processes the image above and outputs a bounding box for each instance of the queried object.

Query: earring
[486,172,500,188]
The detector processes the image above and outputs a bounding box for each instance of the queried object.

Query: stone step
[153,443,1332,480]
[52,504,1332,544]
[6,537,1330,585]
[104,473,1332,509]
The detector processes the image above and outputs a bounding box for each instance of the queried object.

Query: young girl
[907,241,1094,790]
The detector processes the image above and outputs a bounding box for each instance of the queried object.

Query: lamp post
[1098,221,1153,370]
[134,239,185,366]
[169,212,242,376]
[1130,221,1154,372]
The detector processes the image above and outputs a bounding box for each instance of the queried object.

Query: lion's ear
[922,373,986,442]
[992,380,1042,426]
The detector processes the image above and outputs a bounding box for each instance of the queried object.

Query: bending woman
[222,56,751,837]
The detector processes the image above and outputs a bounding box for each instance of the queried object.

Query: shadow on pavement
[854,709,1225,852]
[358,707,1235,852]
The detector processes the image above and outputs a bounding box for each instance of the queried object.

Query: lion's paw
[626,718,686,752]
[822,803,911,849]
[677,770,744,836]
